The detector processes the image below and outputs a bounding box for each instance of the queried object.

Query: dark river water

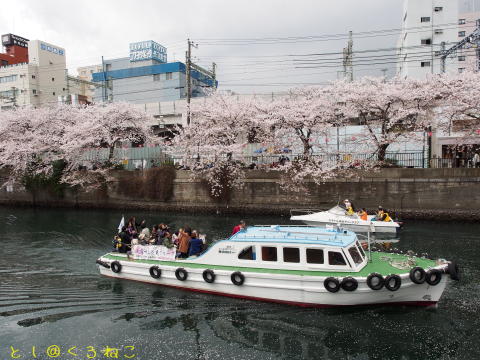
[0,206,479,360]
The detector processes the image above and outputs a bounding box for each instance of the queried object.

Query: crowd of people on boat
[342,199,392,222]
[113,216,205,258]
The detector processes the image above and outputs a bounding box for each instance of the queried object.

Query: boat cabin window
[306,249,324,264]
[348,246,363,265]
[283,247,300,263]
[328,251,347,266]
[262,246,277,262]
[356,241,366,258]
[238,246,256,260]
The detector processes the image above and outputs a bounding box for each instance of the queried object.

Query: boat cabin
[186,225,368,272]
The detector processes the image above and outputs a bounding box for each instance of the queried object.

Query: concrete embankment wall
[1,168,480,220]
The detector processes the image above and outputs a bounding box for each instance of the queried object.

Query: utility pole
[212,62,217,90]
[342,31,353,82]
[186,39,198,125]
[439,20,480,73]
[101,56,106,102]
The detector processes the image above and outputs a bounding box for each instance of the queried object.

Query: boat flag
[118,215,125,233]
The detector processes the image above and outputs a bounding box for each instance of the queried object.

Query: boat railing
[245,227,349,243]
[289,209,322,216]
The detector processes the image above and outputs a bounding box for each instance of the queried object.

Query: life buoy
[409,267,426,284]
[111,261,122,273]
[231,271,245,286]
[202,269,215,283]
[341,277,358,292]
[447,261,460,281]
[149,266,161,279]
[384,274,401,291]
[175,268,188,281]
[366,273,384,290]
[324,277,340,293]
[426,269,442,286]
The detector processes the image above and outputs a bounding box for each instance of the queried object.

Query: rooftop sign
[2,34,29,48]
[129,40,167,63]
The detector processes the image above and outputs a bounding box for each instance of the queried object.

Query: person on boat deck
[343,199,354,216]
[358,208,368,221]
[117,226,131,253]
[188,230,203,257]
[126,219,138,240]
[232,220,246,235]
[177,227,192,258]
[149,225,159,244]
[139,220,150,239]
[377,207,392,222]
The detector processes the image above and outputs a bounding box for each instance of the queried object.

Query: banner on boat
[131,245,176,261]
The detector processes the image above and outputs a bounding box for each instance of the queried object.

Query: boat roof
[229,225,357,247]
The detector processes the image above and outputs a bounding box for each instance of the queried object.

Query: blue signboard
[129,40,167,63]
[40,43,64,56]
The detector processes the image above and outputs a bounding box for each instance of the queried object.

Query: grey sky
[1,0,405,94]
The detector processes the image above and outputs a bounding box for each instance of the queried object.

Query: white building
[397,0,459,78]
[458,0,480,72]
[0,40,67,109]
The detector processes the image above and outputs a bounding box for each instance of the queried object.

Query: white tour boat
[290,206,402,233]
[96,225,459,307]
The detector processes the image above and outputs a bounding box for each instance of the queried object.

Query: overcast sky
[0,0,405,94]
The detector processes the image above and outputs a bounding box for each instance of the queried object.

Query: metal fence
[79,147,480,170]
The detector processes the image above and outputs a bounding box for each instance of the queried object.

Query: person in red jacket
[232,220,246,235]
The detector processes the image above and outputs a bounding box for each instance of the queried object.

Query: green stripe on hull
[103,252,437,277]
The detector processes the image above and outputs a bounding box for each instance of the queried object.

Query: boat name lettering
[218,245,235,254]
[328,219,359,225]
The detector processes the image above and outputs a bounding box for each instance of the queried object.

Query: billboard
[1,33,29,48]
[129,40,167,63]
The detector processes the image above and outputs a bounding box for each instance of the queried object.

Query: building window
[0,74,17,83]
[32,89,37,94]
[421,17,431,23]
[403,12,407,22]
[459,31,466,37]
[435,29,444,35]
[458,55,466,61]
[166,72,173,80]
[32,75,36,79]
[459,68,465,73]
[153,74,160,81]
[421,38,432,45]
[1,60,8,66]
[421,61,431,67]
[459,19,466,25]
[261,246,277,262]
[52,77,55,81]
[283,247,300,263]
[53,92,55,95]
[306,249,324,264]
[434,6,443,12]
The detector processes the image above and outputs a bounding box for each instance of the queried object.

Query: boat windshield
[328,205,347,215]
[356,241,366,258]
[348,245,363,265]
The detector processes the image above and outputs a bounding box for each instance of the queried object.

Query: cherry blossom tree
[334,77,442,161]
[170,94,263,199]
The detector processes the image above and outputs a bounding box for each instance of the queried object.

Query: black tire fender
[149,266,161,279]
[341,277,358,292]
[96,259,111,269]
[426,269,442,286]
[409,267,426,284]
[447,261,460,281]
[366,273,384,290]
[324,277,340,293]
[175,268,188,281]
[231,271,245,286]
[384,274,401,291]
[202,269,216,283]
[111,261,122,273]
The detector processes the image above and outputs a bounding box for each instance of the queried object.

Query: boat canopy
[328,205,350,216]
[229,226,357,248]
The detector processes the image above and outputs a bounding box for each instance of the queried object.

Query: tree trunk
[378,143,389,162]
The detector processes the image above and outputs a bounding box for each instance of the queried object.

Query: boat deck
[102,251,437,277]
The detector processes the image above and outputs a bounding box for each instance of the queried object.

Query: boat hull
[98,256,448,307]
[297,220,399,234]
